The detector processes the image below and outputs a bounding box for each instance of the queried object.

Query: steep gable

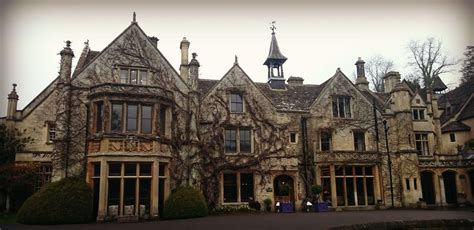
[71,22,189,92]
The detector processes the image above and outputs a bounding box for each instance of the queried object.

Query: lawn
[0,213,16,224]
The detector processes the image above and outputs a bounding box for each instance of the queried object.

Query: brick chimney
[355,57,369,91]
[180,37,190,81]
[383,71,401,93]
[287,76,304,86]
[59,40,74,82]
[6,84,18,120]
[189,53,200,91]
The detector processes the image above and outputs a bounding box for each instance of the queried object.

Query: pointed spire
[132,12,137,24]
[234,55,238,65]
[263,22,287,66]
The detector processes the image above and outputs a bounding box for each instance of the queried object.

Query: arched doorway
[273,174,295,203]
[442,171,457,204]
[420,171,436,204]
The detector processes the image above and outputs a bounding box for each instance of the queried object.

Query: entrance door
[442,171,457,204]
[420,171,435,204]
[274,175,295,203]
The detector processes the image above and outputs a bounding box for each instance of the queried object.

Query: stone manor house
[2,17,474,221]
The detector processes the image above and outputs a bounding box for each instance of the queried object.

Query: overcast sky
[0,0,473,116]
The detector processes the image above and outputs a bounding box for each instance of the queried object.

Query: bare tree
[407,37,459,88]
[366,55,394,92]
[461,46,474,85]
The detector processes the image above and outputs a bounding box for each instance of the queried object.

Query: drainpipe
[301,117,311,199]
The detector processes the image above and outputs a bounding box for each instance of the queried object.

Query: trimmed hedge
[16,177,93,225]
[163,186,208,219]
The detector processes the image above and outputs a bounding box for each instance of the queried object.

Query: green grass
[0,213,16,224]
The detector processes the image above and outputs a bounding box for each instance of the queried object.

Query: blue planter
[313,202,329,212]
[280,203,294,213]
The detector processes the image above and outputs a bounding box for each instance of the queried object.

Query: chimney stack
[383,71,401,93]
[148,36,159,47]
[180,37,190,80]
[189,53,200,90]
[6,84,18,120]
[287,76,304,87]
[355,57,369,91]
[59,40,74,82]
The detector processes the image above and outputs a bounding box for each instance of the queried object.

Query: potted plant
[263,198,272,212]
[311,184,328,212]
[278,184,294,213]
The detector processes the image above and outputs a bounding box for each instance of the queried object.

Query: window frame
[229,93,244,113]
[332,95,352,118]
[224,128,252,154]
[289,132,298,144]
[118,67,149,85]
[415,133,429,156]
[449,133,456,142]
[222,172,254,204]
[46,122,56,143]
[320,130,332,151]
[412,108,426,121]
[353,131,366,152]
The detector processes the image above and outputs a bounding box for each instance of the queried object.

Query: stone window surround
[289,132,298,144]
[412,108,426,121]
[353,130,366,152]
[92,99,171,138]
[118,66,150,85]
[221,172,255,204]
[45,121,56,144]
[228,92,245,113]
[415,132,430,156]
[224,127,254,154]
[319,129,332,152]
[332,95,352,119]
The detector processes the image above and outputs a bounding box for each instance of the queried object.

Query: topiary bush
[163,186,208,220]
[16,177,93,225]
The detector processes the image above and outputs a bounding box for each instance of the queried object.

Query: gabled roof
[441,121,471,133]
[439,80,474,124]
[263,32,287,65]
[197,78,326,112]
[255,83,324,112]
[457,95,474,121]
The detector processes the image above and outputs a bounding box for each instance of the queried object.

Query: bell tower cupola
[264,22,287,90]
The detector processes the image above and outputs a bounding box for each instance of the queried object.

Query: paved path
[3,210,474,230]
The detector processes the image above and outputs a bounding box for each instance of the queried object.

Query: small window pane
[321,131,331,151]
[159,106,167,136]
[450,133,456,142]
[240,173,254,202]
[120,69,128,83]
[225,129,237,153]
[124,163,136,176]
[223,173,237,202]
[109,163,121,176]
[141,106,152,134]
[139,70,148,85]
[230,93,243,112]
[130,70,138,84]
[159,163,166,176]
[140,163,152,176]
[96,102,104,133]
[111,104,123,132]
[127,104,138,131]
[93,163,101,177]
[240,129,251,153]
[290,133,297,143]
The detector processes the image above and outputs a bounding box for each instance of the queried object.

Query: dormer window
[230,93,243,113]
[119,67,149,85]
[332,96,351,118]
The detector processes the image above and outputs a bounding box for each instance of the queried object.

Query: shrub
[263,198,272,212]
[248,200,261,211]
[16,177,93,225]
[311,184,323,201]
[209,204,256,215]
[163,186,208,219]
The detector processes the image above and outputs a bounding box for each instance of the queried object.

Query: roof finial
[84,39,89,46]
[133,12,136,23]
[234,55,238,65]
[12,83,17,90]
[65,40,71,48]
[270,21,276,34]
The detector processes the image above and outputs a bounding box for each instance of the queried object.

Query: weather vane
[270,21,276,33]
